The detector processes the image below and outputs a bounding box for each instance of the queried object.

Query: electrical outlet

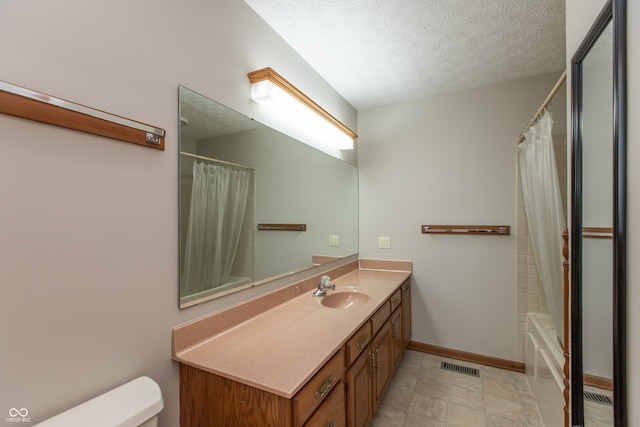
[379,236,391,249]
[329,235,339,247]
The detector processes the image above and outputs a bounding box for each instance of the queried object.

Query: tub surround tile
[172,262,410,398]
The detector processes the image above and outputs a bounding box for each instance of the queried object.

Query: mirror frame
[570,0,627,425]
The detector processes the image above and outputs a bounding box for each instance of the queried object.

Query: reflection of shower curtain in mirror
[518,110,566,343]
[182,161,250,294]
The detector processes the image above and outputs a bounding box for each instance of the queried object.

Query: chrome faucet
[312,275,336,297]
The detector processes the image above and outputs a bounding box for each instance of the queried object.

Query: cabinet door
[371,319,393,412]
[402,281,412,349]
[391,307,403,372]
[346,349,372,427]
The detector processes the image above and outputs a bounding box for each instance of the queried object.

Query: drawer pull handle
[356,336,370,349]
[371,351,378,369]
[315,375,336,400]
[393,298,401,305]
[328,422,337,427]
[369,352,375,376]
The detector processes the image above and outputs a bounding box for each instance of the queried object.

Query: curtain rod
[517,70,567,144]
[180,151,255,170]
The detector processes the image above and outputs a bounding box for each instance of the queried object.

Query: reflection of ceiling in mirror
[584,21,612,67]
[180,87,263,141]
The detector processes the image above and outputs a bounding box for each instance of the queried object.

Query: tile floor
[584,385,614,427]
[371,350,545,427]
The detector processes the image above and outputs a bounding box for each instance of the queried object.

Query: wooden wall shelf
[582,227,613,239]
[421,225,510,236]
[257,223,307,231]
[0,80,165,150]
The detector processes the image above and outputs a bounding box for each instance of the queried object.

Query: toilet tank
[34,376,163,427]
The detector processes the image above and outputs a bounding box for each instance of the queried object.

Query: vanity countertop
[172,268,410,398]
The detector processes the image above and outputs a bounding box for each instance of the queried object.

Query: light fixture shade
[248,68,357,156]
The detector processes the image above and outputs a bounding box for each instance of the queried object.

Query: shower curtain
[518,110,566,343]
[182,161,250,295]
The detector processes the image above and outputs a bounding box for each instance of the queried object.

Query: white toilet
[34,376,164,427]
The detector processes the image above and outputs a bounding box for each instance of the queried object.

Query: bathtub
[180,276,252,306]
[525,312,565,426]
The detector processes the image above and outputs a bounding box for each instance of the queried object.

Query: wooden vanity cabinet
[345,322,372,366]
[391,307,403,371]
[179,363,294,427]
[179,349,344,427]
[346,348,373,427]
[389,284,404,371]
[345,300,397,426]
[294,349,345,426]
[370,318,393,412]
[401,279,411,349]
[179,280,412,427]
[302,385,345,427]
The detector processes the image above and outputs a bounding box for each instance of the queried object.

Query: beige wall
[357,72,565,362]
[0,0,355,425]
[566,0,639,423]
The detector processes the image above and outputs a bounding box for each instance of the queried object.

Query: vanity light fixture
[247,67,357,157]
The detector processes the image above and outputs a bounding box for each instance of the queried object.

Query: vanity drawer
[294,348,345,426]
[371,301,391,335]
[303,385,346,427]
[345,321,373,366]
[390,288,402,312]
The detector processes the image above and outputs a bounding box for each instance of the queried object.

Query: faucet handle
[320,275,331,287]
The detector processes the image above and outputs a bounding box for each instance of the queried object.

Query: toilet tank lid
[34,376,164,427]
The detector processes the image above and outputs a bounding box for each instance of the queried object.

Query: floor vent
[583,391,613,405]
[440,361,480,377]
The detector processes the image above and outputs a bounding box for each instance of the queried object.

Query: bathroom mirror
[178,86,358,308]
[570,0,626,425]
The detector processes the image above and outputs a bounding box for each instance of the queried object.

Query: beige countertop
[173,268,410,398]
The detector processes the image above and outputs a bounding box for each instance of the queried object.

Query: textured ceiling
[180,87,263,141]
[244,0,566,110]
